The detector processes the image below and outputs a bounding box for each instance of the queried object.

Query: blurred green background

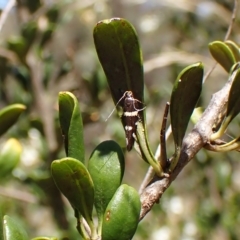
[0,0,240,239]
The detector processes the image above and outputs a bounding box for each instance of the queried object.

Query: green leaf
[46,6,59,23]
[93,18,144,121]
[39,24,55,48]
[25,0,41,13]
[135,121,165,177]
[88,140,125,231]
[7,37,28,62]
[209,41,236,72]
[170,62,203,149]
[102,184,141,240]
[3,215,28,240]
[58,92,85,163]
[226,64,240,122]
[0,104,26,137]
[225,40,240,62]
[21,21,38,45]
[0,139,22,179]
[51,158,94,224]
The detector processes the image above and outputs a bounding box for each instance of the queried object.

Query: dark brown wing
[121,94,139,151]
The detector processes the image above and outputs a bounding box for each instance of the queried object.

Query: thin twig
[27,57,58,154]
[0,186,37,203]
[224,0,238,41]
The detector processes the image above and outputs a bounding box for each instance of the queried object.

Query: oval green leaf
[209,41,236,72]
[58,92,85,163]
[88,140,125,226]
[0,104,26,137]
[102,184,141,240]
[225,40,240,62]
[0,138,22,179]
[51,157,94,223]
[93,18,144,121]
[170,62,203,148]
[3,215,28,240]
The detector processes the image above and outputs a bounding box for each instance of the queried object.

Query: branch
[139,70,235,220]
[27,57,58,154]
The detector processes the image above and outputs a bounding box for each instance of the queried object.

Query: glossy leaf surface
[102,184,141,240]
[0,104,26,137]
[209,41,236,72]
[58,92,85,162]
[3,215,28,240]
[51,157,94,222]
[88,140,125,225]
[170,62,203,148]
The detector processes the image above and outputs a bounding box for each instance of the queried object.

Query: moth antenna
[105,107,117,122]
[133,105,146,112]
[133,99,146,112]
[105,92,127,121]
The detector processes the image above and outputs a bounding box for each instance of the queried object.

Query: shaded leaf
[25,0,42,13]
[209,41,236,72]
[102,184,141,240]
[0,104,26,137]
[51,158,94,223]
[170,62,203,148]
[88,140,125,228]
[39,24,55,48]
[3,215,28,240]
[58,92,85,163]
[226,64,240,122]
[210,64,240,141]
[21,21,38,49]
[7,37,28,61]
[46,5,59,23]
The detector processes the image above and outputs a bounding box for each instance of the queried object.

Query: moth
[106,91,145,151]
[120,91,145,151]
